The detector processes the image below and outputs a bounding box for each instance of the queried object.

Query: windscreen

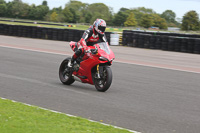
[97,42,110,54]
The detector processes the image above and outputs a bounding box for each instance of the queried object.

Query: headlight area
[99,56,109,61]
[111,58,115,61]
[99,57,115,65]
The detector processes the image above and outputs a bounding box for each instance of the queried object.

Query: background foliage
[0,0,200,30]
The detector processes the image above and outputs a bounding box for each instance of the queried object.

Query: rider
[68,19,107,67]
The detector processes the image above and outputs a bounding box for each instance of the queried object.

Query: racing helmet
[93,19,106,35]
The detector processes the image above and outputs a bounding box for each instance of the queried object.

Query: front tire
[59,57,75,85]
[94,66,112,92]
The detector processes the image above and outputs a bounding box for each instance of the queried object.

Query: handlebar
[91,48,98,54]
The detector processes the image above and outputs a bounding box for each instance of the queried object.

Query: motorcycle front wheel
[59,57,75,85]
[94,66,112,92]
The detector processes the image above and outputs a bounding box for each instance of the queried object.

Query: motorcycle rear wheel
[59,57,75,85]
[94,66,112,92]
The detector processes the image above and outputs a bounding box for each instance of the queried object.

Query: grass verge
[0,20,88,30]
[0,20,122,33]
[0,98,133,133]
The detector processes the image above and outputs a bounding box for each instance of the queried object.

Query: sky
[5,0,200,19]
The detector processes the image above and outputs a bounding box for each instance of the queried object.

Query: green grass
[0,20,88,30]
[0,98,133,133]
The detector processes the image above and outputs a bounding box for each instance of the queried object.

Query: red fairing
[70,41,76,51]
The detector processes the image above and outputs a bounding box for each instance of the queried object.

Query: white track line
[114,60,200,74]
[0,44,69,56]
[1,44,200,74]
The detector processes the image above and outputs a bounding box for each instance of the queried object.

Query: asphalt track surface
[1,35,200,133]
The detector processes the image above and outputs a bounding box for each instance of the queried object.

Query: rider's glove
[85,47,91,53]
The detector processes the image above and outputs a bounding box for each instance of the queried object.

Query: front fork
[96,64,101,79]
[96,64,104,79]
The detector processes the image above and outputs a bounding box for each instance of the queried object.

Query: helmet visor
[98,26,106,33]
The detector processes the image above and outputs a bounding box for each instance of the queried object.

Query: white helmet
[93,19,106,35]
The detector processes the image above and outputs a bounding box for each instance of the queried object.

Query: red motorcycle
[59,42,115,92]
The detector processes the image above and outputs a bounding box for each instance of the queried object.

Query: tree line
[0,0,199,30]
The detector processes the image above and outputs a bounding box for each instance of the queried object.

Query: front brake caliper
[96,64,101,79]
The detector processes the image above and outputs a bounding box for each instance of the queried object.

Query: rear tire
[59,57,75,85]
[94,66,112,92]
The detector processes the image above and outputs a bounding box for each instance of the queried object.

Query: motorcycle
[59,41,115,92]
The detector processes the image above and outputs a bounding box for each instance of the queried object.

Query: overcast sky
[5,0,200,18]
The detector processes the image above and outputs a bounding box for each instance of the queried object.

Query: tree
[85,12,92,23]
[9,1,30,18]
[28,4,37,19]
[181,10,200,30]
[42,0,47,6]
[0,0,6,4]
[69,8,80,23]
[151,14,167,29]
[87,3,112,24]
[119,7,130,13]
[131,7,156,26]
[5,1,13,17]
[50,11,58,22]
[20,3,30,19]
[34,5,49,20]
[133,7,155,14]
[140,14,154,28]
[46,6,65,22]
[51,6,63,14]
[10,0,23,18]
[124,12,137,27]
[66,0,87,23]
[161,10,176,23]
[62,6,73,22]
[112,8,130,26]
[13,0,21,2]
[29,1,49,20]
[0,3,6,17]
[66,0,86,12]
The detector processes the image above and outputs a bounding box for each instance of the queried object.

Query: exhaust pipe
[72,75,82,82]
